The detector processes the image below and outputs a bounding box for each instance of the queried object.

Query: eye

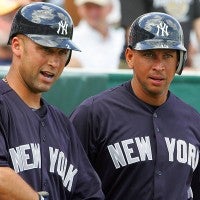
[163,53,173,59]
[40,46,53,54]
[58,49,68,55]
[142,51,154,58]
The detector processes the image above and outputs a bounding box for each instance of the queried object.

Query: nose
[48,55,61,68]
[152,60,165,71]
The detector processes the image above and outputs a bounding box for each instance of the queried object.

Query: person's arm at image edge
[0,167,39,200]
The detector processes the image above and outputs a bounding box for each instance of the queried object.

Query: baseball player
[70,12,200,199]
[0,2,104,200]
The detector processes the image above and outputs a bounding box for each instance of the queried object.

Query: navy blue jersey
[0,80,104,200]
[70,80,200,200]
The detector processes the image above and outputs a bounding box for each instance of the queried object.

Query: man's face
[13,35,69,93]
[78,2,111,28]
[126,48,178,105]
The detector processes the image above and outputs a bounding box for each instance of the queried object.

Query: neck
[131,79,168,106]
[3,75,42,109]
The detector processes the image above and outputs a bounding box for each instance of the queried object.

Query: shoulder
[109,26,125,37]
[82,82,129,105]
[70,81,132,119]
[0,80,12,96]
[168,93,200,117]
[109,27,125,45]
[45,102,74,127]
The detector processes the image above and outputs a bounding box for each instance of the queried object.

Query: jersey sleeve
[70,98,97,162]
[0,100,11,167]
[67,120,104,199]
[0,126,10,166]
[74,133,104,199]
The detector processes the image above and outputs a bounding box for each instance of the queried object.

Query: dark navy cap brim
[26,34,81,51]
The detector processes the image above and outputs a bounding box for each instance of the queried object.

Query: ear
[11,36,22,57]
[125,47,135,69]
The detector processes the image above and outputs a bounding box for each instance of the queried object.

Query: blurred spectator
[190,30,200,70]
[46,0,64,7]
[0,0,22,66]
[148,0,200,68]
[106,0,121,26]
[0,0,47,66]
[119,0,200,69]
[68,0,125,71]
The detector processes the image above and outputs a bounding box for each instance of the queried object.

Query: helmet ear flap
[176,51,187,75]
[65,50,72,66]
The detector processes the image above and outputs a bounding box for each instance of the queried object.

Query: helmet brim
[134,39,186,52]
[26,34,81,51]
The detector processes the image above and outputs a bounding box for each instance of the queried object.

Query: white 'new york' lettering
[107,136,152,169]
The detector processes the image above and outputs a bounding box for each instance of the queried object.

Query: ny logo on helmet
[156,21,169,37]
[57,20,68,35]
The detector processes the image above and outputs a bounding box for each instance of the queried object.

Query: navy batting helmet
[128,12,187,75]
[8,2,80,65]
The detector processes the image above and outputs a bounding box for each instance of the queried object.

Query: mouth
[39,71,56,85]
[41,71,54,79]
[150,76,164,81]
[149,75,165,85]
